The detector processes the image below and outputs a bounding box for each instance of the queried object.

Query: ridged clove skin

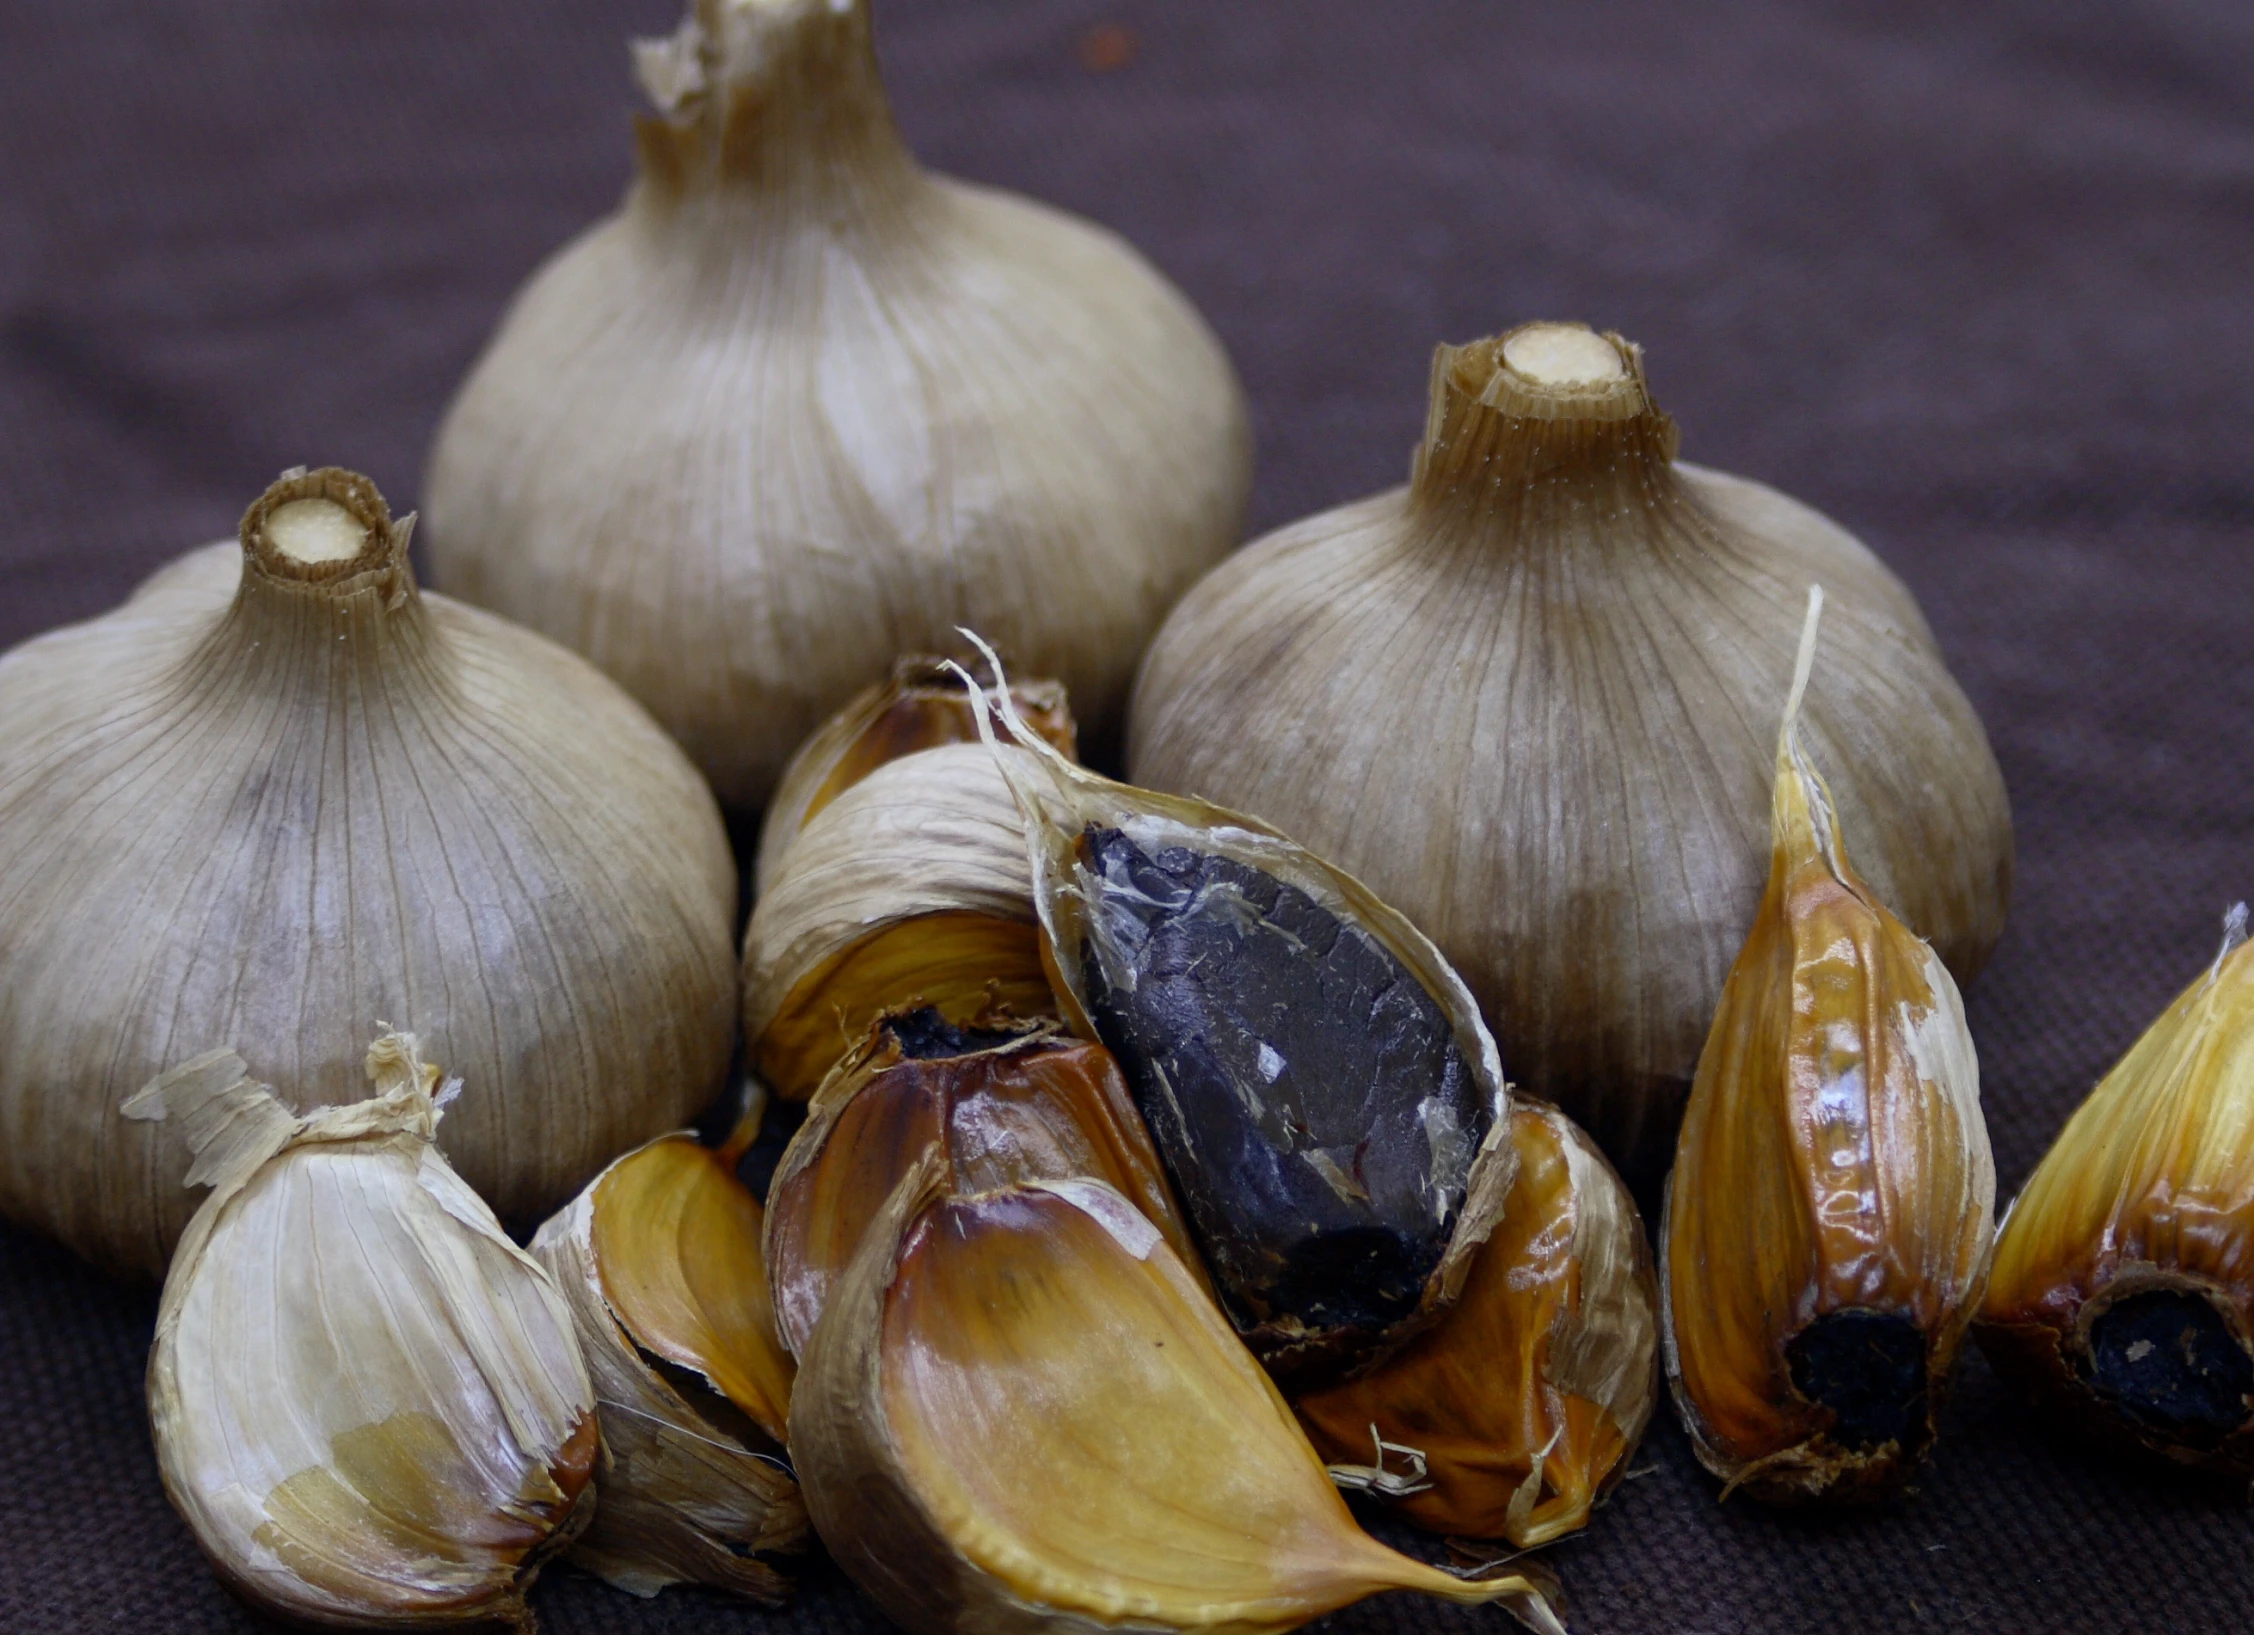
[743,743,1058,1102]
[1661,590,1996,1505]
[765,1007,1205,1355]
[532,1134,808,1602]
[957,643,1515,1390]
[1298,1101,1658,1546]
[756,655,1076,895]
[788,1156,1567,1635]
[1977,904,2254,1478]
[135,1035,598,1630]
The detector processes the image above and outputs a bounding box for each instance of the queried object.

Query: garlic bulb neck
[1409,322,1686,533]
[632,0,917,206]
[218,466,434,674]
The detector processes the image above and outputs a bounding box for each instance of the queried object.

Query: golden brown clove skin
[1662,591,1995,1505]
[1295,1100,1657,1546]
[1976,906,2254,1478]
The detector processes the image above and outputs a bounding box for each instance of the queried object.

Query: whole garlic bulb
[424,0,1252,810]
[1130,322,2012,1180]
[0,467,738,1277]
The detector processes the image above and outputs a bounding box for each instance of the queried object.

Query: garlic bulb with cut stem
[424,0,1251,810]
[1130,320,2012,1183]
[136,1033,598,1630]
[0,466,738,1277]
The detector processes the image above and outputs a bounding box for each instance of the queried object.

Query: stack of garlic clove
[424,0,1251,811]
[532,1134,808,1602]
[743,742,1058,1103]
[134,1034,597,1629]
[763,1006,1204,1354]
[789,1156,1566,1635]
[755,654,1075,895]
[962,650,1515,1388]
[1297,1099,1659,1546]
[1662,590,1995,1504]
[1130,320,2012,1185]
[1976,904,2254,1477]
[0,466,738,1278]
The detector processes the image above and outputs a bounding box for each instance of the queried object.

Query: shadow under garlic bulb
[1130,321,2011,1183]
[425,0,1251,810]
[0,467,738,1278]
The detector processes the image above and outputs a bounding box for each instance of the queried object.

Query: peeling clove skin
[1977,905,2254,1478]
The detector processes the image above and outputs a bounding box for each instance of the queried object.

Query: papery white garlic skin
[423,0,1252,810]
[137,1036,598,1629]
[0,468,738,1277]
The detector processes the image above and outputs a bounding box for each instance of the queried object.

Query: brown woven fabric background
[3,2,2251,1630]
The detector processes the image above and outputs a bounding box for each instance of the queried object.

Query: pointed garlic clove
[1297,1101,1658,1546]
[743,742,1058,1101]
[755,654,1076,895]
[1660,589,1996,1505]
[1976,905,2254,1476]
[763,1006,1205,1355]
[955,639,1515,1389]
[789,1156,1566,1635]
[133,1034,598,1629]
[531,1133,808,1601]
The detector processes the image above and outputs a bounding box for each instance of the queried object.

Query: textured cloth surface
[3,2,2252,1631]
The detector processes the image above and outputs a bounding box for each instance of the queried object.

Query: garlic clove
[743,741,1056,1101]
[531,1134,808,1601]
[755,653,1076,896]
[1660,588,1996,1505]
[1975,904,2254,1477]
[763,1006,1205,1355]
[957,645,1515,1389]
[134,1033,598,1628]
[789,1155,1565,1635]
[1297,1100,1658,1547]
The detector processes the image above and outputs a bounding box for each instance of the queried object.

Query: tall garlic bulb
[424,0,1252,809]
[1131,322,2011,1180]
[0,467,738,1277]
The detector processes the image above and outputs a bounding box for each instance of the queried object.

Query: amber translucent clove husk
[1296,1101,1657,1546]
[1976,904,2254,1478]
[532,1134,809,1601]
[763,1006,1205,1355]
[1661,589,1996,1505]
[788,1155,1566,1635]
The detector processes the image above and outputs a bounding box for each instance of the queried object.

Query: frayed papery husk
[956,643,1515,1390]
[742,741,1056,1102]
[1298,1101,1658,1547]
[755,654,1076,896]
[789,1157,1567,1635]
[1661,589,1996,1506]
[0,466,738,1279]
[1976,905,2254,1478]
[530,1135,808,1602]
[1130,321,2012,1186]
[134,1033,598,1630]
[423,0,1250,812]
[763,1005,1206,1356]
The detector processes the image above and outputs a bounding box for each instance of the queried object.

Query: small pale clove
[531,1134,808,1601]
[1298,1101,1658,1546]
[135,1033,597,1629]
[1977,904,2254,1477]
[788,1157,1566,1635]
[1660,588,1996,1505]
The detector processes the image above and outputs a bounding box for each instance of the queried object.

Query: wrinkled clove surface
[1298,1101,1658,1545]
[1662,590,1995,1504]
[764,1007,1202,1354]
[134,1035,597,1629]
[1978,904,2254,1477]
[532,1134,808,1601]
[789,1159,1565,1635]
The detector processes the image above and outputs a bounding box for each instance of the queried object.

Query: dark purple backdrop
[3,3,2251,1631]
